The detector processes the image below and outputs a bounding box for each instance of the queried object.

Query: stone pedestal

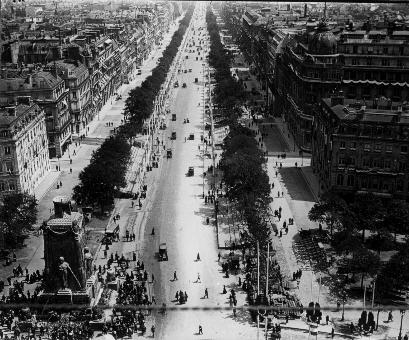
[38,290,91,306]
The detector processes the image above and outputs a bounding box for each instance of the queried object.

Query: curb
[280,324,357,339]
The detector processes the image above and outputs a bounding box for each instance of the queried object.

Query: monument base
[38,289,91,306]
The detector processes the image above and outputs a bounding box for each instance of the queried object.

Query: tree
[383,199,409,242]
[73,135,131,213]
[348,247,380,288]
[350,193,385,241]
[332,230,362,255]
[328,275,351,321]
[308,190,349,237]
[376,243,409,299]
[0,192,38,248]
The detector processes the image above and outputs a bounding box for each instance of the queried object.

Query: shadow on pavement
[279,168,315,203]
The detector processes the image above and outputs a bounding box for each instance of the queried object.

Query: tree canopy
[0,192,37,247]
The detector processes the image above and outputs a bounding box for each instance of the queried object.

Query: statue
[58,257,70,290]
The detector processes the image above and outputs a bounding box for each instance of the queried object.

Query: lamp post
[398,310,406,340]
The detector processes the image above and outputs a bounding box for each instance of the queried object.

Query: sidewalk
[245,116,407,339]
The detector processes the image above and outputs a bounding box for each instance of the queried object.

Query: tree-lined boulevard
[1,2,409,340]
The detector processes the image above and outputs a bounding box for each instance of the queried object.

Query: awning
[343,79,409,87]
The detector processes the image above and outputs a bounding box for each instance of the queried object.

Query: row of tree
[220,126,271,249]
[206,8,246,125]
[72,7,195,212]
[122,7,194,137]
[206,7,271,249]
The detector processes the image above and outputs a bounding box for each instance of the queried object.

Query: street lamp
[398,310,406,340]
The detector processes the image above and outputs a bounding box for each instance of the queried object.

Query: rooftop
[322,97,409,124]
[0,103,42,128]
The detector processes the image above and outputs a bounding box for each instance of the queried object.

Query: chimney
[6,107,17,116]
[331,91,344,106]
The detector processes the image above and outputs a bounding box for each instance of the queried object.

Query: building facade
[0,99,50,196]
[312,94,409,199]
[0,71,71,158]
[53,60,92,135]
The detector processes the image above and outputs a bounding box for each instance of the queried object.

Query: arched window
[336,174,344,186]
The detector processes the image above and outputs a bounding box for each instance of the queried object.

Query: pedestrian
[151,325,155,337]
[198,325,203,335]
[204,288,208,298]
[197,273,201,283]
[152,295,156,304]
[131,201,134,208]
[218,252,221,262]
[60,181,62,187]
[282,191,284,197]
[331,328,334,339]
[70,168,72,174]
[151,273,155,283]
[197,252,201,261]
[151,227,155,235]
[388,311,393,322]
[175,291,179,300]
[222,285,227,294]
[173,271,178,281]
[326,315,329,325]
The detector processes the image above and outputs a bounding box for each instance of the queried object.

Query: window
[338,157,345,165]
[386,145,393,153]
[384,159,391,169]
[5,162,13,173]
[401,145,408,153]
[72,92,77,99]
[399,161,407,172]
[350,142,357,149]
[9,182,15,191]
[361,177,368,189]
[347,175,355,186]
[364,143,371,151]
[4,146,10,155]
[0,182,4,191]
[374,144,382,152]
[382,59,389,66]
[397,179,404,191]
[363,158,371,167]
[336,174,344,186]
[340,141,346,149]
[383,47,388,54]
